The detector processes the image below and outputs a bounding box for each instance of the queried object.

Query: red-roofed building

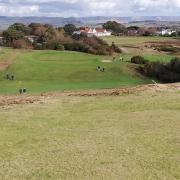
[73,27,111,37]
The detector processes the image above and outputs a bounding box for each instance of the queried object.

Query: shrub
[168,57,180,73]
[12,39,28,49]
[111,42,122,53]
[55,43,64,51]
[34,43,43,50]
[63,42,89,53]
[140,57,180,83]
[46,41,64,51]
[131,56,147,64]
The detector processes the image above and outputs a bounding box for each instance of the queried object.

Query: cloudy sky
[0,0,179,17]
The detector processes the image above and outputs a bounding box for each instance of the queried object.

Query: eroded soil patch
[0,96,45,106]
[1,83,180,106]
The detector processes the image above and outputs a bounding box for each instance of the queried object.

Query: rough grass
[102,36,177,60]
[0,90,179,179]
[102,36,178,46]
[0,49,150,94]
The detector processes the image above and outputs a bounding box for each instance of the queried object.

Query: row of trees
[103,21,156,36]
[2,23,120,55]
[103,21,180,37]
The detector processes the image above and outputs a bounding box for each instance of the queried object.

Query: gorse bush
[131,56,148,64]
[139,57,180,83]
[111,42,122,53]
[45,41,64,51]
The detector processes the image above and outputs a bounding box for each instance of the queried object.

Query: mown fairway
[0,89,179,179]
[0,48,151,94]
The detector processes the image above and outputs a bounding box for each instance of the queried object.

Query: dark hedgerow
[131,56,148,64]
[139,57,180,83]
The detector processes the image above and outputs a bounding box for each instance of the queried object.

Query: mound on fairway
[0,86,179,179]
[0,49,150,94]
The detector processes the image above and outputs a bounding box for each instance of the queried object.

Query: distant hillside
[0,16,179,30]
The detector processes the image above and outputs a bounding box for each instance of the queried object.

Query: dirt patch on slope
[0,96,45,107]
[1,83,180,106]
[44,83,180,97]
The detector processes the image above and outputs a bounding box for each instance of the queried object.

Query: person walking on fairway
[19,89,22,94]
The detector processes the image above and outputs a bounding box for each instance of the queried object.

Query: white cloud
[0,0,179,16]
[0,4,39,16]
[133,0,180,12]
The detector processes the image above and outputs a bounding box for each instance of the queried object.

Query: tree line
[103,21,180,37]
[1,23,121,55]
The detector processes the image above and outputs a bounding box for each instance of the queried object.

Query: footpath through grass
[0,90,179,179]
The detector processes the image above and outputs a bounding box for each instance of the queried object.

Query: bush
[140,57,180,83]
[46,41,64,51]
[169,57,180,73]
[63,42,89,53]
[111,42,122,53]
[34,43,43,50]
[55,43,64,51]
[12,39,28,49]
[131,56,147,64]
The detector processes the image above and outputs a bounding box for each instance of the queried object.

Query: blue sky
[0,0,179,17]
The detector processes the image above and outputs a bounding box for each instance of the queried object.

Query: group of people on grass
[19,88,27,94]
[5,56,125,94]
[6,74,15,80]
[97,66,105,72]
[5,74,27,94]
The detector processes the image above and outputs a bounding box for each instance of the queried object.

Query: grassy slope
[0,90,179,179]
[0,49,150,94]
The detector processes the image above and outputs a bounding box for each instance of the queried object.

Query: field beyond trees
[102,36,180,56]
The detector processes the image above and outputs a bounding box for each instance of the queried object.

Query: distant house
[73,27,111,37]
[157,29,176,36]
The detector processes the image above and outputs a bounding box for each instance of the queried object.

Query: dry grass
[0,87,180,179]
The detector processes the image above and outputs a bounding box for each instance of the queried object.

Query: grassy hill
[0,38,180,179]
[0,87,179,179]
[0,48,151,94]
